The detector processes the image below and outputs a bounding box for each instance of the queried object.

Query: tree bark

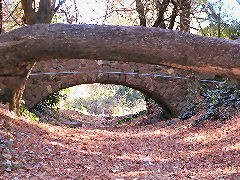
[17,0,65,114]
[168,2,178,30]
[0,23,240,110]
[136,0,146,27]
[153,0,170,28]
[0,24,239,78]
[0,0,2,34]
[179,0,191,32]
[21,0,56,24]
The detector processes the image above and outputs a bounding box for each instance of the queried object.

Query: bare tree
[153,0,170,28]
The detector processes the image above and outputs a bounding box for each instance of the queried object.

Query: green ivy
[20,101,39,122]
[200,81,239,120]
[178,102,199,121]
[179,80,240,126]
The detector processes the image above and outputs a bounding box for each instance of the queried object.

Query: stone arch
[28,78,177,118]
[23,59,192,118]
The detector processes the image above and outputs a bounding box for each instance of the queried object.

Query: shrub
[34,91,68,113]
[117,110,147,124]
[40,92,65,108]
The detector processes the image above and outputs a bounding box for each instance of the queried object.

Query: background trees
[1,0,239,35]
[59,84,146,116]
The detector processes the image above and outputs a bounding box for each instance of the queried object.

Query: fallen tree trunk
[0,23,239,78]
[0,23,239,112]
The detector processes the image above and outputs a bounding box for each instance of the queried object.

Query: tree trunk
[21,0,56,24]
[14,0,59,114]
[0,24,239,77]
[0,63,35,113]
[179,0,191,32]
[0,0,2,34]
[0,24,240,110]
[136,0,146,27]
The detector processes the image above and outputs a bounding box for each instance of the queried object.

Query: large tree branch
[0,24,239,79]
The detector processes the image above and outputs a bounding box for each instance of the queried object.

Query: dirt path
[0,105,239,179]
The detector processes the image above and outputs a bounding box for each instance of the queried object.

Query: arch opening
[28,81,178,118]
[30,83,177,127]
[58,83,147,117]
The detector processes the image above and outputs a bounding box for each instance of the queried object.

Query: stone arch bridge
[23,59,215,118]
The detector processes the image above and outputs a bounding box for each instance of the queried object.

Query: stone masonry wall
[23,59,215,117]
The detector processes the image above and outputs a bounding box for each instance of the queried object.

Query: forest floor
[0,103,239,179]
